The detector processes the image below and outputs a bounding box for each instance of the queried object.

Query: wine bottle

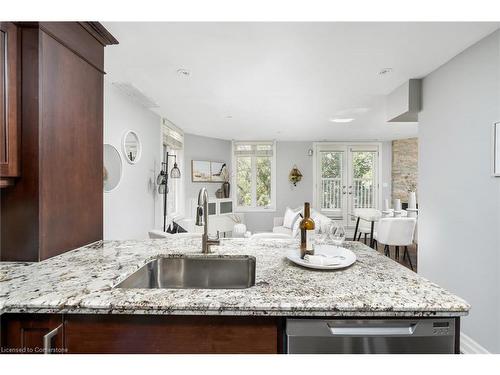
[300,202,315,258]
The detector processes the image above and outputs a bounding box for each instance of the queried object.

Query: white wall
[182,137,314,229]
[104,81,162,239]
[245,141,314,231]
[246,141,393,231]
[419,30,500,353]
[183,137,392,232]
[183,133,232,217]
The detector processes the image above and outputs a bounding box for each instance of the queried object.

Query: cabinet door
[38,30,103,260]
[65,315,281,354]
[1,314,65,354]
[0,22,20,184]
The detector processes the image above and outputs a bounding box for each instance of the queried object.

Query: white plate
[286,245,357,270]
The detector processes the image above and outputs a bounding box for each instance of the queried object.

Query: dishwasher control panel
[432,321,451,336]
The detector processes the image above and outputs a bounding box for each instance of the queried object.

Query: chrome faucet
[195,187,220,254]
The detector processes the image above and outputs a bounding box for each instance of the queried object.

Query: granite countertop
[0,238,470,317]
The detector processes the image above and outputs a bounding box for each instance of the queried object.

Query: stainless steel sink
[116,255,256,289]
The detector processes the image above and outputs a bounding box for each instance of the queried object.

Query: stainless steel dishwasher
[286,318,457,354]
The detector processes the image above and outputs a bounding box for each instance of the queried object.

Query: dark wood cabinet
[65,314,282,354]
[1,314,64,354]
[1,314,283,354]
[0,22,117,261]
[0,22,21,188]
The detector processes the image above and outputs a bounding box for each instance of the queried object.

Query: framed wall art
[191,160,227,182]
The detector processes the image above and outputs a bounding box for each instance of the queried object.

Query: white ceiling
[104,22,499,141]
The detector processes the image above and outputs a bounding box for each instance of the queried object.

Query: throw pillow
[292,214,303,238]
[283,207,301,229]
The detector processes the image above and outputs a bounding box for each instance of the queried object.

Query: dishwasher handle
[327,322,417,336]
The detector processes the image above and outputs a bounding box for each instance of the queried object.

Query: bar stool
[374,217,417,270]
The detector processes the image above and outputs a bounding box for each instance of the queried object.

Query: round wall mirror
[122,130,141,164]
[103,144,122,192]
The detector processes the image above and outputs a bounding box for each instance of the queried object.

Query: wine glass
[315,224,327,246]
[329,221,346,248]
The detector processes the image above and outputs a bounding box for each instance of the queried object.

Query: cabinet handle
[43,324,63,354]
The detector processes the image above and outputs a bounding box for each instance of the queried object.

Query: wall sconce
[307,148,313,156]
[289,165,303,186]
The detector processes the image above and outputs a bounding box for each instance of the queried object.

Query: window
[233,141,276,212]
[162,119,184,220]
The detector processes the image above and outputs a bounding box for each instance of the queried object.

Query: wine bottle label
[306,229,314,251]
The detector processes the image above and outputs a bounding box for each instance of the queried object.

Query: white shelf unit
[207,198,233,216]
[186,197,240,236]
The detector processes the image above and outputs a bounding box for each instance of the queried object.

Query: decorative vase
[408,192,417,209]
[222,182,230,198]
[215,188,224,199]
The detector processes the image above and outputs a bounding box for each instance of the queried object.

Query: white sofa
[272,208,332,238]
[152,213,247,239]
[272,216,294,236]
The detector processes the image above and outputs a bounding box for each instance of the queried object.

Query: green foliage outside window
[236,156,272,207]
[352,152,374,185]
[256,157,271,207]
[237,157,252,206]
[321,152,341,178]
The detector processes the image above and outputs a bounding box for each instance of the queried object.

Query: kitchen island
[0,238,469,353]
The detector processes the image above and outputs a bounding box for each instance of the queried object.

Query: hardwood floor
[350,237,418,272]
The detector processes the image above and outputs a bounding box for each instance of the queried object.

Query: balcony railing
[352,178,375,209]
[321,178,375,210]
[321,178,342,209]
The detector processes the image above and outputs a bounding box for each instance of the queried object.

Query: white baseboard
[460,332,490,354]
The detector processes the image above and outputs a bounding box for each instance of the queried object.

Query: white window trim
[312,141,383,217]
[160,118,185,227]
[232,140,277,213]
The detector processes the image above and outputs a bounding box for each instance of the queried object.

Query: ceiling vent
[386,79,421,122]
[112,82,159,109]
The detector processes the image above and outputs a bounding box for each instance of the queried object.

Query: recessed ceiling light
[224,115,233,119]
[378,68,393,75]
[177,68,190,77]
[330,118,354,123]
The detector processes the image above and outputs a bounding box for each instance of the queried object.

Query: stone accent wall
[392,137,418,203]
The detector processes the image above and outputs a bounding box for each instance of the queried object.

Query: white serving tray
[286,245,356,270]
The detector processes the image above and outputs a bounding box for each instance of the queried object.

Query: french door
[314,143,379,227]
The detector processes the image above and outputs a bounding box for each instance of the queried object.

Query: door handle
[43,324,63,354]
